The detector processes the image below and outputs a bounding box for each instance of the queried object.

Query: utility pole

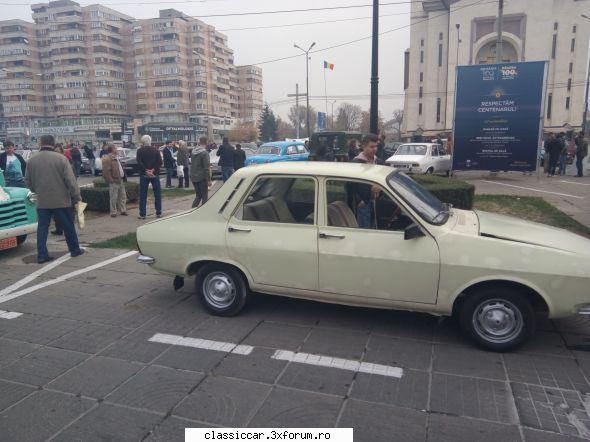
[287,83,307,138]
[330,100,337,130]
[370,0,379,134]
[496,0,504,63]
[294,42,316,139]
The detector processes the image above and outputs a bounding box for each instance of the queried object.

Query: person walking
[233,143,246,171]
[99,142,108,158]
[190,136,211,208]
[351,133,382,228]
[0,140,26,187]
[162,140,175,188]
[25,134,84,263]
[136,135,162,219]
[102,143,127,217]
[217,137,235,182]
[83,143,96,176]
[176,140,190,188]
[575,131,588,177]
[546,133,562,177]
[70,144,82,178]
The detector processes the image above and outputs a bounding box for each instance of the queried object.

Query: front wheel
[16,235,27,245]
[426,167,434,174]
[194,263,247,316]
[459,287,535,351]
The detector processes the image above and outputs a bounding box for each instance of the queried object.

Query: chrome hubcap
[203,272,236,308]
[473,299,523,344]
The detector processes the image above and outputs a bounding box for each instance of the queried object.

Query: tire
[194,263,247,316]
[459,287,535,351]
[445,170,450,177]
[16,235,26,245]
[426,167,434,174]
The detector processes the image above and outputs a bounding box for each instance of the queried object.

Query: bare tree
[288,104,317,136]
[335,103,363,131]
[359,110,383,134]
[392,109,404,141]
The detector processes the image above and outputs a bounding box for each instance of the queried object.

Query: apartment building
[237,65,263,124]
[402,0,590,140]
[0,1,263,144]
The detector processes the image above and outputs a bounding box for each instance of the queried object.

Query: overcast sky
[5,0,410,122]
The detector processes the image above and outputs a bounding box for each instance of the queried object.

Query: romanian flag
[323,61,335,70]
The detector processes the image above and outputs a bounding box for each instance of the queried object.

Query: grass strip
[90,232,138,249]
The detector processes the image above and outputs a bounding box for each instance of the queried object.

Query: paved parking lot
[1,246,590,441]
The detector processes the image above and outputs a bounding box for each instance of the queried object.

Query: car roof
[235,161,395,181]
[260,141,305,147]
[400,143,437,146]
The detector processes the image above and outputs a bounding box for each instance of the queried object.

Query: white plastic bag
[176,165,184,178]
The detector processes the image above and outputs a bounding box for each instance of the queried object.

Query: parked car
[209,146,257,179]
[244,141,308,166]
[386,143,451,176]
[0,169,37,250]
[136,162,590,351]
[384,142,403,158]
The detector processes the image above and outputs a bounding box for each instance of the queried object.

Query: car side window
[326,179,413,232]
[240,176,316,224]
[297,145,307,154]
[431,146,439,157]
[286,145,298,155]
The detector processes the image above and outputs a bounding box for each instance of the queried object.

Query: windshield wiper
[431,203,451,224]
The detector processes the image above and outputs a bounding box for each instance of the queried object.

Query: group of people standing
[545,132,588,177]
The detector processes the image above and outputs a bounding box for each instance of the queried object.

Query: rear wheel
[459,287,535,351]
[194,263,247,316]
[16,235,26,245]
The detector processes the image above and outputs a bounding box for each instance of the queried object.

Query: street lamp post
[294,42,316,139]
[580,14,590,135]
[330,100,337,130]
[455,24,462,66]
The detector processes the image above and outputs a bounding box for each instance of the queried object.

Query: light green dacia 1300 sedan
[136,162,590,351]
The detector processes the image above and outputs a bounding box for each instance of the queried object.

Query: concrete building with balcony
[237,65,263,124]
[402,0,590,141]
[0,1,263,145]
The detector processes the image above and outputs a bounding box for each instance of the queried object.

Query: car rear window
[395,145,427,155]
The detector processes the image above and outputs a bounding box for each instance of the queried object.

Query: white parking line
[0,310,23,319]
[148,333,404,378]
[558,180,590,186]
[0,253,71,298]
[0,250,138,305]
[272,350,404,378]
[481,180,584,199]
[149,332,254,355]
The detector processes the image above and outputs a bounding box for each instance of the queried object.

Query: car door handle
[228,226,251,233]
[319,232,345,239]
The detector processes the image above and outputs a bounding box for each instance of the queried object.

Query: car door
[226,175,319,291]
[437,145,452,171]
[317,178,440,304]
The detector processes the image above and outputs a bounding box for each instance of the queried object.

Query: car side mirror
[404,223,425,240]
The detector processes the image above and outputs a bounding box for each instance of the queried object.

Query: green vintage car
[0,170,37,250]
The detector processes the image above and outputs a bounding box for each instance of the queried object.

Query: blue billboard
[453,61,547,171]
[317,112,327,132]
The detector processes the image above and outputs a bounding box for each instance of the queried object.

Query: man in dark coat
[162,140,176,188]
[546,133,562,177]
[575,131,588,177]
[217,137,235,182]
[233,143,246,170]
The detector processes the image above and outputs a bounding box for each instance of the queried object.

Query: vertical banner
[317,112,327,132]
[453,61,547,171]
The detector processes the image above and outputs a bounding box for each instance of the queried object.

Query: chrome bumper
[137,254,155,264]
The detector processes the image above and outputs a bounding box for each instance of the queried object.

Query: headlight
[27,191,37,204]
[412,163,420,167]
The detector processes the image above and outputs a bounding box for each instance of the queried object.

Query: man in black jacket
[546,133,563,177]
[162,140,176,188]
[0,140,26,187]
[233,143,246,170]
[217,137,235,182]
[136,135,163,219]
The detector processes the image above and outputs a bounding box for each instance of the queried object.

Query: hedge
[413,174,475,210]
[81,181,139,212]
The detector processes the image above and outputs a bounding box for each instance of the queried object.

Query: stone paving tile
[0,379,35,412]
[4,316,84,345]
[0,338,40,368]
[106,365,204,413]
[153,346,226,373]
[186,315,262,343]
[213,348,288,384]
[364,335,433,370]
[0,390,94,442]
[512,382,590,438]
[504,353,589,393]
[427,413,522,442]
[315,305,379,332]
[554,316,590,335]
[563,334,590,355]
[371,310,436,343]
[338,399,427,442]
[242,322,311,351]
[99,329,172,364]
[300,327,370,360]
[52,403,162,442]
[146,416,211,441]
[432,317,471,347]
[430,373,518,424]
[523,428,587,441]
[261,298,323,327]
[47,356,144,399]
[515,331,572,357]
[433,345,506,380]
[138,307,211,336]
[350,370,429,411]
[49,323,130,354]
[0,312,51,338]
[174,376,270,426]
[277,362,355,397]
[0,346,88,386]
[249,387,342,427]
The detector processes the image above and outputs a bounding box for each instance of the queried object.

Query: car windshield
[387,171,449,225]
[395,144,427,156]
[258,146,281,155]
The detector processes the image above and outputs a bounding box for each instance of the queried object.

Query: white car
[386,143,451,176]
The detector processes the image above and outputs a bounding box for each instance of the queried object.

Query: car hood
[475,210,590,255]
[386,155,424,163]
